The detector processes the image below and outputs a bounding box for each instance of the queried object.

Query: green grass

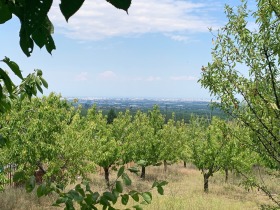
[0,163,277,210]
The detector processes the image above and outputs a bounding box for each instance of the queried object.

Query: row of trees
[0,93,262,193]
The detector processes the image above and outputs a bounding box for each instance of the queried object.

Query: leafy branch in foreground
[0,57,48,113]
[33,166,168,210]
[199,0,280,207]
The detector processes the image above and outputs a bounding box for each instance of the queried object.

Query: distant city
[66,97,224,121]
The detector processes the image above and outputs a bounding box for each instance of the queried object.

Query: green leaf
[65,199,75,210]
[36,82,43,94]
[157,186,164,195]
[19,27,34,57]
[116,180,123,193]
[158,180,168,187]
[11,0,53,55]
[1,98,11,112]
[75,184,85,197]
[0,1,12,24]
[13,171,25,183]
[121,194,129,205]
[68,189,83,202]
[112,189,119,202]
[2,57,23,79]
[106,0,131,13]
[127,166,139,174]
[56,183,65,191]
[92,192,100,203]
[37,69,43,76]
[84,194,94,206]
[60,0,85,22]
[45,35,56,54]
[32,17,54,49]
[37,183,47,197]
[40,77,48,88]
[152,181,158,188]
[132,205,143,210]
[0,68,13,94]
[32,28,46,49]
[53,197,68,206]
[122,173,132,186]
[99,196,110,206]
[0,134,7,147]
[141,192,152,204]
[129,191,139,202]
[117,165,125,178]
[103,191,116,202]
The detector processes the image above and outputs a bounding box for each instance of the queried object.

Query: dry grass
[0,187,57,210]
[0,163,278,210]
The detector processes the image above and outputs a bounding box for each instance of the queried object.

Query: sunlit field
[0,163,276,210]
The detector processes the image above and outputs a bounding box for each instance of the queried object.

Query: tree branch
[263,46,280,110]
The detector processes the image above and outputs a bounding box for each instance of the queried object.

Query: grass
[0,187,57,210]
[0,163,278,210]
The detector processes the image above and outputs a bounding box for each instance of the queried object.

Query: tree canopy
[200,0,280,168]
[199,0,280,205]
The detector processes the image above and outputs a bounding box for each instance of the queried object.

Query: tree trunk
[183,161,187,168]
[225,168,229,183]
[164,160,168,173]
[140,166,146,179]
[103,167,110,187]
[203,173,210,193]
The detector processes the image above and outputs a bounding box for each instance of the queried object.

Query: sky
[0,0,252,99]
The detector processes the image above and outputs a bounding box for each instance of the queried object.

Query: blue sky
[0,0,250,99]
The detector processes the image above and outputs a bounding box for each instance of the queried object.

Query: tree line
[0,93,264,194]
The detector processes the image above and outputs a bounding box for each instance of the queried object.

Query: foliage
[0,93,90,184]
[85,105,120,186]
[0,57,48,113]
[86,106,119,168]
[111,110,133,164]
[0,97,168,209]
[186,116,255,192]
[33,166,168,210]
[128,110,160,178]
[48,108,94,183]
[199,0,280,205]
[107,109,117,124]
[157,115,186,169]
[200,0,280,168]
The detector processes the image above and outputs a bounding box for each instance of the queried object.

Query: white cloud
[98,71,117,80]
[49,0,220,41]
[170,75,198,81]
[75,72,89,81]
